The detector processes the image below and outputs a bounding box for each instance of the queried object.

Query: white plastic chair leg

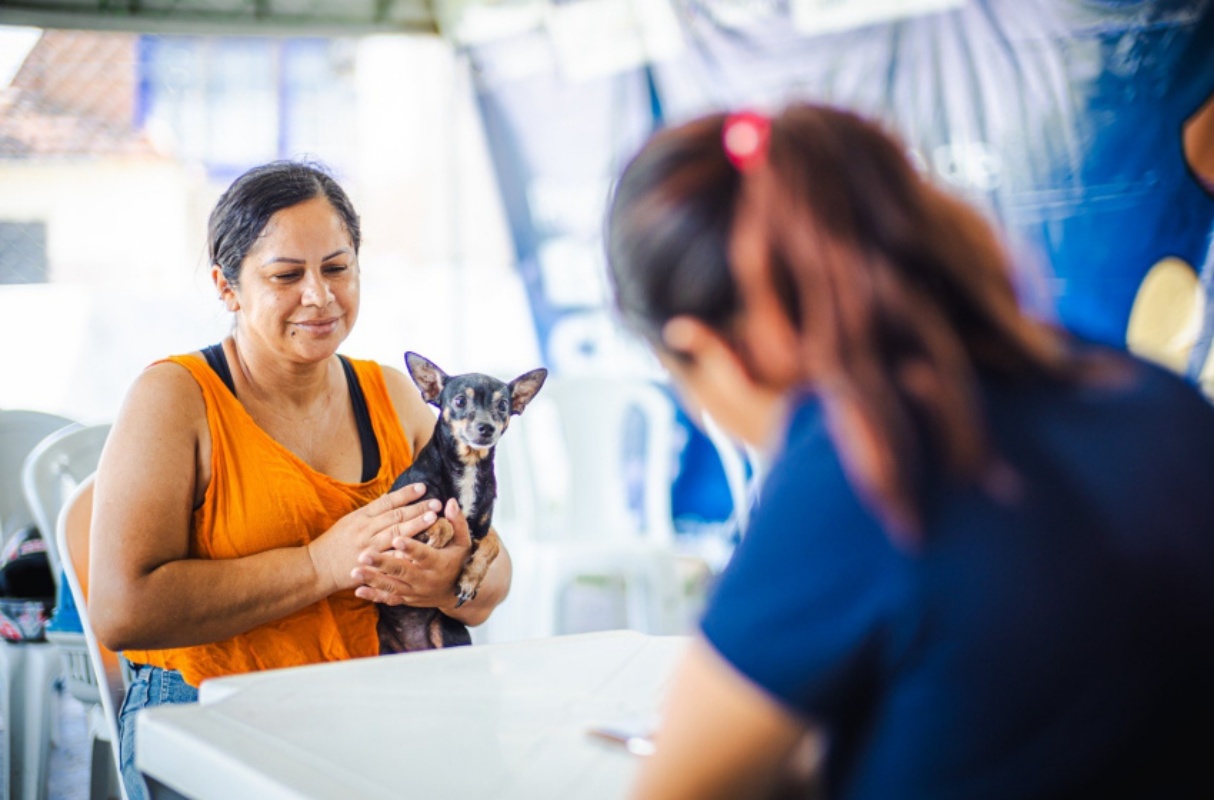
[1,640,61,800]
[86,703,121,800]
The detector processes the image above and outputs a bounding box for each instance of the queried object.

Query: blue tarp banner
[468,0,1214,526]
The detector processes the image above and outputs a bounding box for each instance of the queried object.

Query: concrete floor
[48,686,92,800]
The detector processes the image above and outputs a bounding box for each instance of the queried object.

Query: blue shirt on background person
[701,345,1214,799]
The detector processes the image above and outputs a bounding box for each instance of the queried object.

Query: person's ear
[212,265,240,312]
[660,316,716,362]
[662,315,758,391]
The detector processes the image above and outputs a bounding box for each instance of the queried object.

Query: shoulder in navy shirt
[701,350,1214,799]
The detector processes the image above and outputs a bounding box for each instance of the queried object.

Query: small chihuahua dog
[377,351,547,654]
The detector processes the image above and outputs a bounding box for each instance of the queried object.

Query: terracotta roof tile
[1,30,158,159]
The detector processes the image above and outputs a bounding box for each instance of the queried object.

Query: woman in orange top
[90,161,513,800]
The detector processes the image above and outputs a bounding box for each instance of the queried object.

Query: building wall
[0,31,539,424]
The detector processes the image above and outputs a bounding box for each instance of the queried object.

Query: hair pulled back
[209,160,361,285]
[607,103,1074,540]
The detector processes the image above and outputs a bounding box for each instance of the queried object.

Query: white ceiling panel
[0,0,440,35]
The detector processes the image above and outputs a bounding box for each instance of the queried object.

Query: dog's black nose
[476,423,494,438]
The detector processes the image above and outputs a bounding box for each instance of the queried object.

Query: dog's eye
[453,395,466,409]
[497,399,508,414]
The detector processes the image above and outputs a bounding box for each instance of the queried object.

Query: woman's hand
[630,639,815,800]
[306,483,444,596]
[351,498,472,608]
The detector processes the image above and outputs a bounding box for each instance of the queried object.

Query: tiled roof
[0,30,157,159]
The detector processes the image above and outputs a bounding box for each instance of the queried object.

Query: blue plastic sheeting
[47,573,83,634]
[468,0,1214,524]
[657,0,1214,346]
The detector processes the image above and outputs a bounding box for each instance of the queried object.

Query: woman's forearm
[90,544,330,652]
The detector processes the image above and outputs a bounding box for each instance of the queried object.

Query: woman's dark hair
[606,103,1076,541]
[208,160,361,285]
[606,116,743,349]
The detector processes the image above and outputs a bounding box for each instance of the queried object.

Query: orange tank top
[123,353,414,687]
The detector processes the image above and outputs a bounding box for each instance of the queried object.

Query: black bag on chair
[0,524,55,642]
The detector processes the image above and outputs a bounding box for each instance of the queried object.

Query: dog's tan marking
[427,614,446,649]
[455,464,479,519]
[455,441,490,464]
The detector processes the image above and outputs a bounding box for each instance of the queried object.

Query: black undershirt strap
[201,343,236,395]
[339,355,381,482]
[201,344,380,482]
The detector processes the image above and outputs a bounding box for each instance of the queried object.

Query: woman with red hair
[606,103,1214,799]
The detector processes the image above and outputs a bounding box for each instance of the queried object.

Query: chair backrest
[699,412,757,539]
[531,376,678,544]
[57,475,129,799]
[21,423,112,580]
[0,409,76,540]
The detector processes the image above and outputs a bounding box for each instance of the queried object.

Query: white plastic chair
[22,423,112,585]
[0,409,76,541]
[0,630,61,800]
[699,412,757,539]
[22,424,116,798]
[492,376,689,641]
[0,409,74,800]
[57,476,130,800]
[691,411,768,574]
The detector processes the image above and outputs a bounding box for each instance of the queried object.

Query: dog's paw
[453,571,482,607]
[427,517,455,549]
[453,585,479,608]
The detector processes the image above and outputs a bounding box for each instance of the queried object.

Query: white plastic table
[136,631,689,800]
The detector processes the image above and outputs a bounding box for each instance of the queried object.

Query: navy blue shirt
[701,352,1214,799]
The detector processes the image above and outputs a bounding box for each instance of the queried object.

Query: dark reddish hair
[607,103,1076,540]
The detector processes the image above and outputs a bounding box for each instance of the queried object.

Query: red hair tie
[722,111,771,172]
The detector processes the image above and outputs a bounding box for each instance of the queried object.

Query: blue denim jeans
[118,661,199,800]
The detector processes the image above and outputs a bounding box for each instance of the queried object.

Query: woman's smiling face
[220,194,360,364]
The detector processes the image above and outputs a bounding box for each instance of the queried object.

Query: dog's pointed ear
[507,368,547,415]
[405,352,448,405]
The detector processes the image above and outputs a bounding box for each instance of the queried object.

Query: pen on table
[586,725,658,757]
